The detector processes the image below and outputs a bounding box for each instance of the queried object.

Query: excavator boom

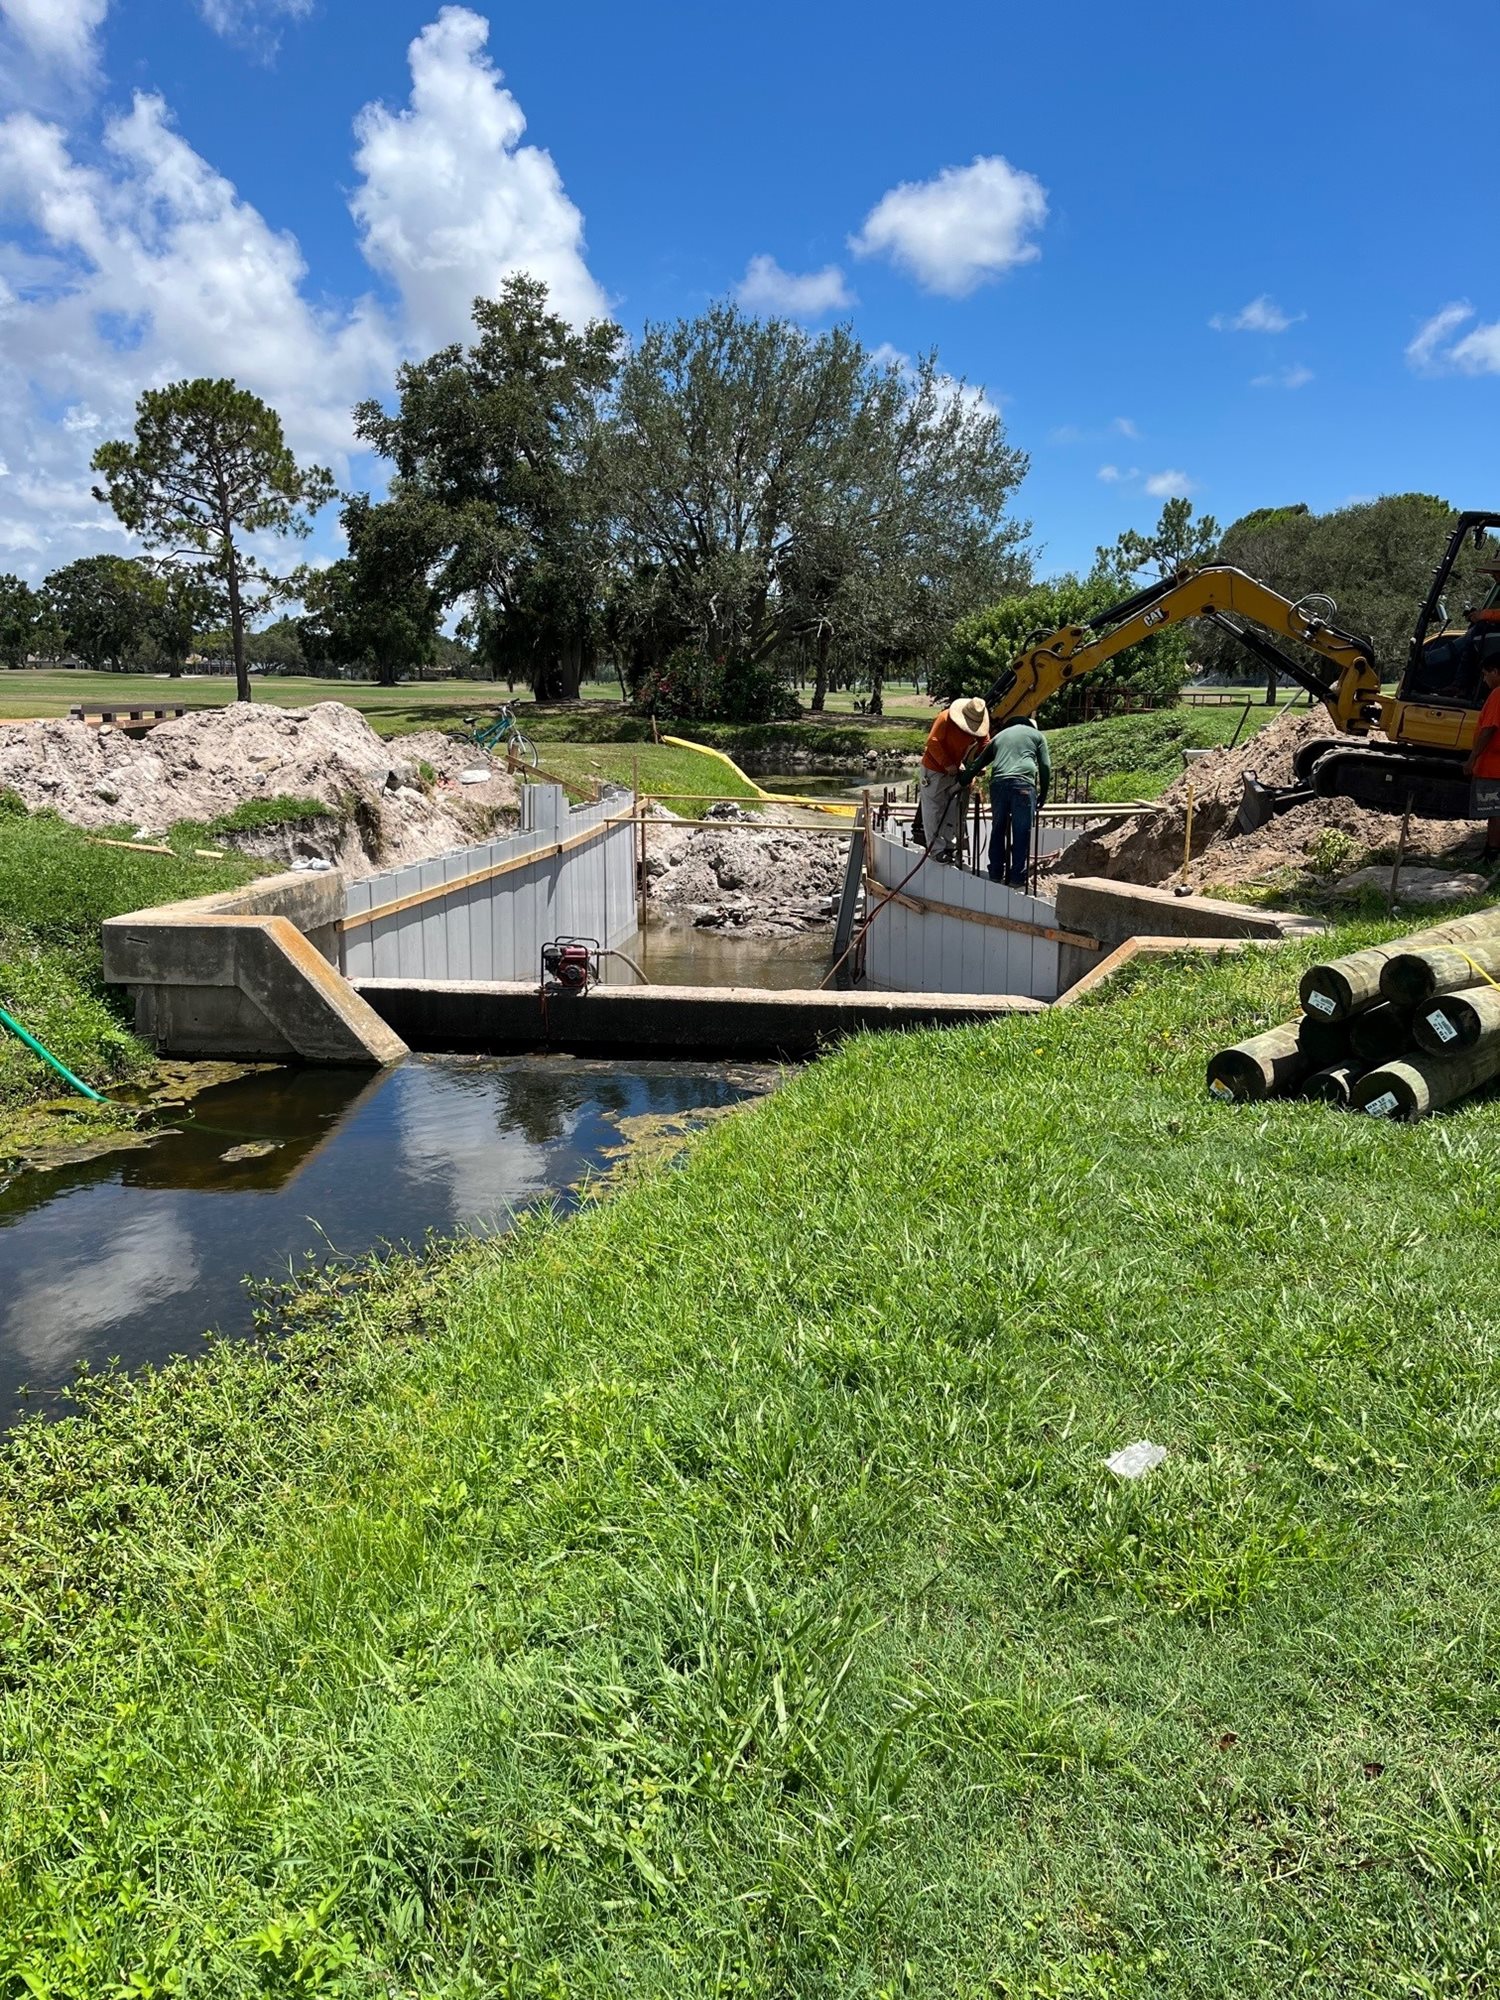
[982,565,1382,733]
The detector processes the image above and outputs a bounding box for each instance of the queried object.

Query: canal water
[0,1055,774,1423]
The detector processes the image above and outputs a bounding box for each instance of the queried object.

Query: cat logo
[1142,608,1166,627]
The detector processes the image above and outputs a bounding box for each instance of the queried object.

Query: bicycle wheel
[510,730,540,771]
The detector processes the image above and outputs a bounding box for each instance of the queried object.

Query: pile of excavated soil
[1051,708,1478,892]
[0,704,519,876]
[646,809,846,934]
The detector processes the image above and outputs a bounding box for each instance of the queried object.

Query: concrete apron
[353,979,1046,1063]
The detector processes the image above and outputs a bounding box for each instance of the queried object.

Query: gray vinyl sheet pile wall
[340,785,638,983]
[862,830,1061,1000]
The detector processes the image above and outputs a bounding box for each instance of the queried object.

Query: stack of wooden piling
[1208,909,1500,1120]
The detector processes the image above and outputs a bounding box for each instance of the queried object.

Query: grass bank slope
[4,934,1498,1994]
[0,802,259,1120]
[1048,700,1288,799]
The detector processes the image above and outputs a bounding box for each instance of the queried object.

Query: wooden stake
[1381,937,1500,1007]
[1388,791,1413,912]
[1182,779,1196,877]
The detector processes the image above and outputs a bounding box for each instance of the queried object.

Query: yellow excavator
[979,510,1500,826]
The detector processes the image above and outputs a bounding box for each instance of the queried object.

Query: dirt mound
[647,817,846,933]
[0,704,519,875]
[1051,708,1478,892]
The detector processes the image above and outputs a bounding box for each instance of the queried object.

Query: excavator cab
[1274,511,1500,822]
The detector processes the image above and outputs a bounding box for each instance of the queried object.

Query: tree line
[4,280,1029,710]
[5,274,1492,718]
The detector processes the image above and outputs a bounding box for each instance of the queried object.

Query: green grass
[1049,700,1289,799]
[537,740,764,815]
[4,933,1500,1993]
[206,793,338,835]
[0,806,260,1116]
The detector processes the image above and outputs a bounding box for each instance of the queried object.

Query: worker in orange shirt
[1465,657,1500,861]
[918,696,990,862]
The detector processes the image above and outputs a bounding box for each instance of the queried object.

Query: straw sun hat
[946,696,990,737]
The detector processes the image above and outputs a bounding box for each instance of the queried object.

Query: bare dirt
[1050,709,1481,894]
[645,806,847,934]
[0,704,519,876]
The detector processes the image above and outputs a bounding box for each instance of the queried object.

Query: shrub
[936,575,1192,723]
[630,646,799,724]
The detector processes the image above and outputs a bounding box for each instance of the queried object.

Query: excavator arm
[981,566,1382,733]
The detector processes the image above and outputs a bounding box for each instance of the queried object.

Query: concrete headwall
[339,786,637,984]
[1053,878,1320,990]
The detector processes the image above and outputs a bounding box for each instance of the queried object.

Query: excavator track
[1307,746,1471,820]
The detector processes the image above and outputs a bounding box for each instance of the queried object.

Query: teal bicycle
[462,702,540,769]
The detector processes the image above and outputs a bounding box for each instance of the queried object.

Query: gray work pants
[918,767,963,860]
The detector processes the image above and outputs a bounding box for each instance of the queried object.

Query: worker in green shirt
[967,714,1051,889]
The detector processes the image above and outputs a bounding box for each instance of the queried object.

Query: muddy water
[608,918,830,990]
[0,1055,773,1422]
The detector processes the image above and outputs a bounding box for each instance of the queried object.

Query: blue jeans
[988,778,1036,888]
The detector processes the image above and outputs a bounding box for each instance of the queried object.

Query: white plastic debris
[459,768,491,785]
[1105,1440,1167,1480]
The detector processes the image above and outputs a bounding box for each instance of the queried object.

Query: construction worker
[1464,655,1500,859]
[918,696,989,862]
[970,713,1052,889]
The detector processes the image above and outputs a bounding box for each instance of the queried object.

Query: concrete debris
[0,704,520,877]
[1333,865,1490,904]
[1051,708,1481,893]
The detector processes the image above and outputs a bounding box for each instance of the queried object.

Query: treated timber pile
[1207,907,1500,1120]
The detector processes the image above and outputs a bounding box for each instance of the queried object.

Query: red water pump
[540,937,598,995]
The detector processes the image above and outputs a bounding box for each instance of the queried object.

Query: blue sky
[0,0,1492,586]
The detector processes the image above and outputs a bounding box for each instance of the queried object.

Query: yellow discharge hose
[661,737,857,818]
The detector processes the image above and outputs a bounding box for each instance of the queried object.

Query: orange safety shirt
[1474,685,1500,780]
[922,714,988,774]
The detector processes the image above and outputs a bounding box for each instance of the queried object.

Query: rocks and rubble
[645,815,847,935]
[0,704,520,876]
[1050,708,1483,893]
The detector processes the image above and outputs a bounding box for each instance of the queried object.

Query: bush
[630,646,800,724]
[936,575,1192,723]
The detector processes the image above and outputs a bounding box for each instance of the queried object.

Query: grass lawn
[0,803,261,1132]
[1049,699,1293,799]
[534,740,764,814]
[3,933,1499,1993]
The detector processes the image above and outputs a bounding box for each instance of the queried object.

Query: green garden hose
[0,1004,106,1102]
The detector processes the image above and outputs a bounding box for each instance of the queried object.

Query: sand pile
[647,811,846,933]
[1052,708,1478,892]
[0,703,519,875]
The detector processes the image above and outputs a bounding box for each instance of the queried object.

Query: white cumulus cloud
[1144,469,1197,498]
[850,154,1047,297]
[0,92,392,570]
[1250,363,1313,390]
[1406,300,1500,376]
[1111,416,1139,439]
[734,254,852,318]
[1210,294,1303,334]
[1097,464,1138,484]
[0,5,612,578]
[0,0,109,97]
[350,6,608,348]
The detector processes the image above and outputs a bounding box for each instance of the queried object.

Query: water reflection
[0,1055,769,1420]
